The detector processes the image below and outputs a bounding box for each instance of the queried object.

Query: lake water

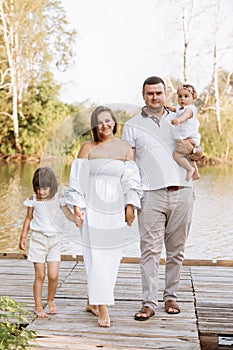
[0,162,232,260]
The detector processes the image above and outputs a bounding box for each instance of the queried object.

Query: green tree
[0,0,77,153]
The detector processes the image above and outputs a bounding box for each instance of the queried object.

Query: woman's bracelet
[20,236,26,240]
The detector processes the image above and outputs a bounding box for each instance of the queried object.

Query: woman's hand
[125,204,135,226]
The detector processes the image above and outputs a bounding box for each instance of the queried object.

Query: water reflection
[186,166,233,260]
[0,163,233,260]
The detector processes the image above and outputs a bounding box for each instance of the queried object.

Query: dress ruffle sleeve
[121,160,143,209]
[64,158,89,208]
[23,198,34,207]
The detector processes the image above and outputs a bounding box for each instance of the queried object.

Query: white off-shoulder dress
[65,158,142,305]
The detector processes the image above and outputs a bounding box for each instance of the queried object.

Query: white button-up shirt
[122,107,192,190]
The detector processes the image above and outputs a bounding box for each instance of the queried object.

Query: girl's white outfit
[65,158,142,305]
[24,194,66,263]
[172,104,200,146]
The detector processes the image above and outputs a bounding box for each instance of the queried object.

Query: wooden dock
[0,254,233,349]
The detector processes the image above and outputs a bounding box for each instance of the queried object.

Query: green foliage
[0,296,36,350]
[199,101,233,161]
[17,72,70,155]
[0,0,77,153]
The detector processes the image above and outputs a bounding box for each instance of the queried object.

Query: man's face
[142,82,166,112]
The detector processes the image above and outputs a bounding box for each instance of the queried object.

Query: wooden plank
[1,252,233,266]
[0,258,200,350]
[190,265,233,350]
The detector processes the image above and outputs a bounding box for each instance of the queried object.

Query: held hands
[125,204,135,226]
[74,206,84,227]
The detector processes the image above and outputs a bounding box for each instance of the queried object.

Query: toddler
[168,84,200,181]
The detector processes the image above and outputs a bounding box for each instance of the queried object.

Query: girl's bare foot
[86,303,99,316]
[34,307,48,318]
[98,305,110,327]
[48,301,57,314]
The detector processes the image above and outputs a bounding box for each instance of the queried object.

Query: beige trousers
[138,187,194,311]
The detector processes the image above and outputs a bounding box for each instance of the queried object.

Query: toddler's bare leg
[191,160,200,180]
[173,150,194,181]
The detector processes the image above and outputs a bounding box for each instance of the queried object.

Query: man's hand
[176,139,202,160]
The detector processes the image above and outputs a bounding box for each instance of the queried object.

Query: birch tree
[0,0,76,152]
[181,0,196,82]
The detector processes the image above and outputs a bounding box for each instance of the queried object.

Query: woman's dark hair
[90,106,117,142]
[32,166,58,198]
[142,76,166,93]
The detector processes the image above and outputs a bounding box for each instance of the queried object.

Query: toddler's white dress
[65,158,142,305]
[173,104,200,146]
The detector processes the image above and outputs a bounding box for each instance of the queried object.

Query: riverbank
[0,153,40,164]
[1,152,232,167]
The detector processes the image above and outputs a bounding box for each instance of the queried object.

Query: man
[122,76,202,320]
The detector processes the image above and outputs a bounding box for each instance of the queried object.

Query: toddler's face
[177,89,194,107]
[36,187,51,200]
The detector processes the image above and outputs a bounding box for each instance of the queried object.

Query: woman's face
[96,111,115,140]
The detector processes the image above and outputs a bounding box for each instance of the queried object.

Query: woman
[65,106,142,327]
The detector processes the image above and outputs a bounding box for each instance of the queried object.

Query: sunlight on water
[0,163,232,260]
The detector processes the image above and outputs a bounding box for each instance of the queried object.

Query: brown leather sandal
[165,300,180,314]
[134,306,155,321]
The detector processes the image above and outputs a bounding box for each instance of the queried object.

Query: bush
[0,296,36,350]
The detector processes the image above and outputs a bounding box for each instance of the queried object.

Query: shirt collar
[141,106,170,118]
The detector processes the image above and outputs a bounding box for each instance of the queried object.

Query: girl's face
[36,187,51,200]
[177,89,194,107]
[96,111,115,140]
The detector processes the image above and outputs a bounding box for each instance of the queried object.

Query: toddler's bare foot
[192,172,201,180]
[86,303,99,316]
[34,307,48,318]
[98,305,110,327]
[186,167,195,181]
[48,301,57,314]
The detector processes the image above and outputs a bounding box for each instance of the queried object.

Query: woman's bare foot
[86,303,99,316]
[48,301,57,314]
[98,305,110,327]
[34,307,48,318]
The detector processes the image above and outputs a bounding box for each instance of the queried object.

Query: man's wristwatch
[191,146,197,154]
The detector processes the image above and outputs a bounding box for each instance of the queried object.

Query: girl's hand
[125,204,135,226]
[19,237,27,250]
[74,206,84,227]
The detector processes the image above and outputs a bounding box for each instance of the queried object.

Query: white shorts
[27,231,61,263]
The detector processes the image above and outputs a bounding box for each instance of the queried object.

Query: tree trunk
[0,1,21,152]
[212,1,222,135]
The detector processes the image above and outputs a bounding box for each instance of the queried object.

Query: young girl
[168,84,201,181]
[19,166,79,318]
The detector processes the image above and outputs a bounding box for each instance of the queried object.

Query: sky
[58,0,233,107]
